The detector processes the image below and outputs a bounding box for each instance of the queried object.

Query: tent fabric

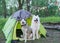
[2,16,16,43]
[39,24,47,37]
[6,27,14,43]
[12,21,19,40]
[2,16,16,39]
[12,9,31,20]
[16,21,21,29]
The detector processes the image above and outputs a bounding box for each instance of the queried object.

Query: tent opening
[16,21,23,38]
[16,29,23,38]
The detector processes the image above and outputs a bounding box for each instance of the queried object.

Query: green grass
[40,16,60,23]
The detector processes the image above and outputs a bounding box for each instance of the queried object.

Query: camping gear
[2,9,47,43]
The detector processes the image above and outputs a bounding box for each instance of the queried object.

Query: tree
[2,0,7,18]
[0,0,3,16]
[32,0,48,7]
[17,0,24,10]
[26,0,31,11]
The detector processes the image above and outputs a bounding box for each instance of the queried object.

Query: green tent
[2,10,47,43]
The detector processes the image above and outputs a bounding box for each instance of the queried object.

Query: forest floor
[0,28,60,43]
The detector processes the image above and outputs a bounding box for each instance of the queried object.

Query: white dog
[20,19,32,43]
[31,15,40,40]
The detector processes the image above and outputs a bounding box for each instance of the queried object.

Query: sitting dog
[20,19,32,43]
[31,15,40,40]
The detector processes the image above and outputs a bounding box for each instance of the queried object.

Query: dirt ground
[0,29,60,43]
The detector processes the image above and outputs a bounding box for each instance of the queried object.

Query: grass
[0,16,60,30]
[40,16,60,23]
[0,18,7,30]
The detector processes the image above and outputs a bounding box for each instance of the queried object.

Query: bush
[31,5,59,17]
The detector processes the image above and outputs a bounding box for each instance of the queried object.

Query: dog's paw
[21,35,23,38]
[36,37,39,39]
[33,38,35,40]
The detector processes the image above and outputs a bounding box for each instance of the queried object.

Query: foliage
[48,5,59,16]
[0,0,4,15]
[32,0,48,7]
[0,0,59,17]
[0,18,7,30]
[31,5,59,17]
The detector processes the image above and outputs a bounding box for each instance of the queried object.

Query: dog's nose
[22,22,24,24]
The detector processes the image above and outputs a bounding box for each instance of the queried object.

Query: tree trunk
[26,0,30,11]
[10,7,13,15]
[18,0,24,10]
[18,0,22,10]
[2,0,7,18]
